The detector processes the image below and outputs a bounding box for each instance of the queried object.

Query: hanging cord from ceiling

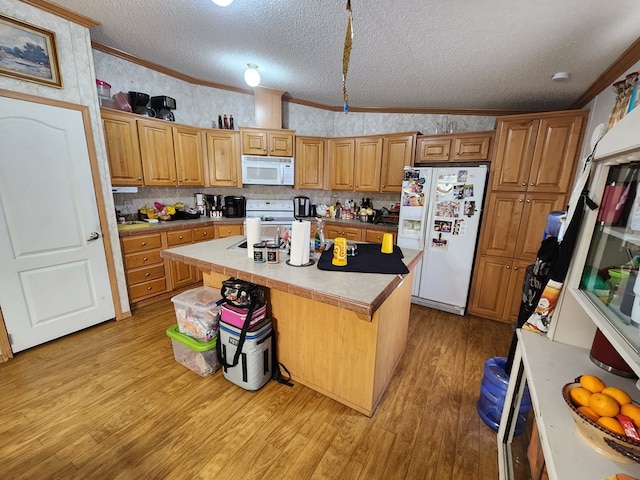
[342,0,353,113]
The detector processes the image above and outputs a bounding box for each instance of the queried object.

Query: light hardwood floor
[0,300,529,479]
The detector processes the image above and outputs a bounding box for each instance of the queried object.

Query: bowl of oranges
[564,374,640,464]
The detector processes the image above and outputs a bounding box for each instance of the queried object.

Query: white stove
[245,199,296,224]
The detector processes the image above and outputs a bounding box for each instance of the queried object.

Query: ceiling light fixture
[211,0,233,6]
[552,72,571,82]
[244,64,260,87]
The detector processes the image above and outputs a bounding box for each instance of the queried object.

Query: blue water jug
[476,357,531,436]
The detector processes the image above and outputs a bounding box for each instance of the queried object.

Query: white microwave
[241,155,294,185]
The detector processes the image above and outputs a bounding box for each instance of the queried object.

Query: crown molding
[20,0,99,28]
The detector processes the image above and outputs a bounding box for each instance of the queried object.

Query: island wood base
[202,270,414,416]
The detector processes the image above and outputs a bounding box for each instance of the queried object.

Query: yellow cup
[381,233,394,254]
[332,237,348,266]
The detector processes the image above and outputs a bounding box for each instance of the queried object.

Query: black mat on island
[317,243,409,274]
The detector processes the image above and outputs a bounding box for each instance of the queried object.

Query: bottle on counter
[229,115,235,130]
[218,114,223,129]
[314,219,325,253]
[223,114,229,129]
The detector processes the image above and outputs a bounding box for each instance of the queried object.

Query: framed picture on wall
[0,14,62,88]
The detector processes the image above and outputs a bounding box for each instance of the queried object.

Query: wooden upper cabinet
[295,136,326,189]
[491,119,539,191]
[528,115,585,193]
[172,125,204,186]
[453,135,492,161]
[240,127,294,156]
[381,134,415,192]
[269,131,294,156]
[137,119,204,187]
[204,130,240,187]
[416,137,451,162]
[491,111,586,193]
[415,131,493,164]
[354,137,383,192]
[242,129,267,155]
[137,119,177,186]
[329,138,355,190]
[101,109,143,186]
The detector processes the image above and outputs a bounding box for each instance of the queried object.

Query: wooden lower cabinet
[121,232,168,303]
[215,224,243,238]
[324,224,362,241]
[363,228,396,245]
[121,224,224,307]
[468,256,530,323]
[167,229,198,290]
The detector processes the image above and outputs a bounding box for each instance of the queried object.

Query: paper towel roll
[290,220,310,266]
[246,217,262,259]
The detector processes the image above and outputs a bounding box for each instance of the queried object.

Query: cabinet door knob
[143,257,148,261]
[514,267,519,271]
[202,232,208,236]
[145,272,150,277]
[506,265,511,269]
[147,286,152,291]
[142,241,147,246]
[138,177,142,180]
[521,182,527,186]
[179,235,183,239]
[530,183,534,186]
[518,199,524,203]
[526,199,531,203]
[179,178,183,182]
[445,153,449,157]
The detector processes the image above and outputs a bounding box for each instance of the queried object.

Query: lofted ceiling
[46,0,640,113]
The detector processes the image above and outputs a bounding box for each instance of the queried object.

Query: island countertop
[161,235,422,317]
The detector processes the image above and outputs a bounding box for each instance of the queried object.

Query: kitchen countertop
[161,235,420,317]
[118,216,398,237]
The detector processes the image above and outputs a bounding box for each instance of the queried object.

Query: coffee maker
[223,196,246,218]
[205,194,223,216]
[128,91,155,117]
[294,196,311,218]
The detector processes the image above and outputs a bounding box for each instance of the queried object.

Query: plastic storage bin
[476,357,532,436]
[171,286,221,342]
[166,324,220,376]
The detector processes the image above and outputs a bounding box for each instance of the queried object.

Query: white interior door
[0,96,114,353]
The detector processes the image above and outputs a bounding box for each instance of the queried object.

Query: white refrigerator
[396,165,488,315]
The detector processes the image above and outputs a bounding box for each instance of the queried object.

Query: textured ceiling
[50,0,640,112]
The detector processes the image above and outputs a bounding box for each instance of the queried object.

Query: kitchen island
[161,235,421,416]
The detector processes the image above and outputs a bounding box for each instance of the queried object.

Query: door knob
[87,232,100,241]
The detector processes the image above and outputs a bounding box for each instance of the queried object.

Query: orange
[577,405,600,423]
[569,387,593,408]
[621,403,640,428]
[597,416,626,436]
[601,386,633,406]
[580,374,606,393]
[589,393,620,417]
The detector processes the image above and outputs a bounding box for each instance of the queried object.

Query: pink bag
[220,303,266,329]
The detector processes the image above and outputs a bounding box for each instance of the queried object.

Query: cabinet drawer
[167,229,193,246]
[193,226,215,242]
[129,277,167,302]
[126,264,166,285]
[124,249,163,270]
[121,233,163,253]
[364,229,396,244]
[215,224,243,238]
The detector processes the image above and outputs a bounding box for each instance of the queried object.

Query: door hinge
[7,334,13,345]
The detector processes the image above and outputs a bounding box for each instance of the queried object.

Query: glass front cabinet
[552,108,640,378]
